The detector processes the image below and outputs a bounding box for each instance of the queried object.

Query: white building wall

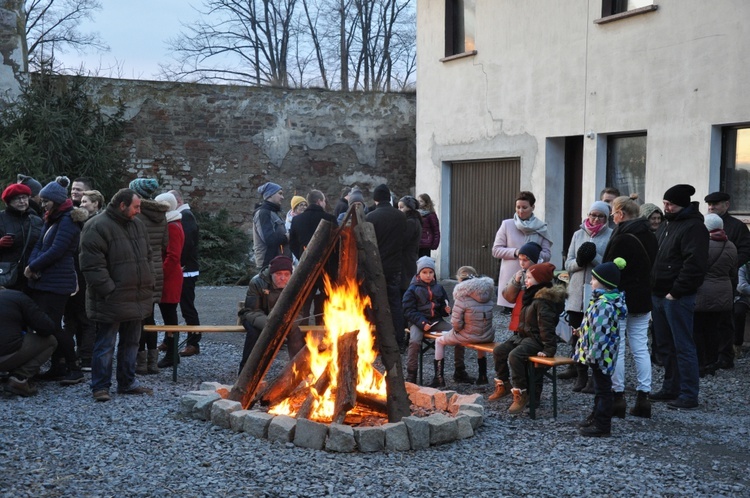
[417,0,750,275]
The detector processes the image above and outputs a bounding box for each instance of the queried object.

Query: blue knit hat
[258,182,282,200]
[592,258,627,289]
[39,180,69,204]
[129,178,159,199]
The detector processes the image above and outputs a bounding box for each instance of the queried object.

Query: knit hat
[417,256,436,273]
[258,182,282,200]
[456,265,478,282]
[39,180,69,204]
[129,178,159,199]
[290,195,307,211]
[373,184,391,203]
[269,255,293,274]
[16,175,42,196]
[518,242,542,263]
[399,195,418,211]
[704,213,723,232]
[348,187,364,205]
[704,192,730,203]
[592,258,627,289]
[589,200,611,217]
[640,203,663,220]
[2,183,32,203]
[527,262,555,285]
[663,184,695,208]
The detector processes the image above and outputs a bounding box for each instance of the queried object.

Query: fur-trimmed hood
[452,276,495,304]
[534,284,567,305]
[139,198,169,224]
[71,207,89,224]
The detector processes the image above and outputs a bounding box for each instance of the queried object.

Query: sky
[54,1,203,81]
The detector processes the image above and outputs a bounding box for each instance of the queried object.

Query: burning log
[258,347,312,407]
[356,391,388,415]
[353,211,411,422]
[333,331,359,424]
[297,363,332,420]
[230,220,338,409]
[337,225,358,285]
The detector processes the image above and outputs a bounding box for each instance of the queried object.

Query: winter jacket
[602,218,658,314]
[492,218,552,307]
[574,288,627,375]
[366,202,407,275]
[177,205,199,274]
[136,198,168,302]
[516,283,566,357]
[0,288,57,356]
[419,211,440,251]
[502,269,526,332]
[450,276,495,343]
[0,207,43,290]
[161,220,185,304]
[253,200,290,268]
[721,212,750,268]
[651,203,709,298]
[564,224,612,313]
[695,238,737,312]
[27,203,86,295]
[400,210,423,290]
[402,275,450,330]
[79,203,155,322]
[333,197,348,219]
[737,263,750,307]
[289,204,337,260]
[239,266,302,330]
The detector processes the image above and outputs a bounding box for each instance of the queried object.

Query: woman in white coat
[492,191,552,310]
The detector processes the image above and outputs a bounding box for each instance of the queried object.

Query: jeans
[651,294,699,403]
[180,276,202,347]
[90,320,142,392]
[592,366,613,432]
[612,312,652,393]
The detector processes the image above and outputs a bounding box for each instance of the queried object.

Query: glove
[576,241,597,267]
[0,235,13,248]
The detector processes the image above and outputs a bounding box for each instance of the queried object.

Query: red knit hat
[269,255,293,274]
[2,183,32,204]
[527,262,556,285]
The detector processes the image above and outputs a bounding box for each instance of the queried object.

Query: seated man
[238,256,304,373]
[0,286,58,396]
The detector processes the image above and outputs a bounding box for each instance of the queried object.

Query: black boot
[453,367,475,384]
[581,376,595,394]
[612,391,626,419]
[405,369,417,384]
[429,359,445,388]
[34,360,66,382]
[572,365,588,392]
[476,357,489,385]
[558,364,577,380]
[629,390,652,418]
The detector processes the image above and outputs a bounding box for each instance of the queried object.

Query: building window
[721,126,750,214]
[602,0,653,17]
[606,133,647,201]
[445,0,476,57]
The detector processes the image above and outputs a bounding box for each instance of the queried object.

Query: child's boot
[135,351,148,375]
[476,357,489,385]
[572,364,588,392]
[452,347,475,383]
[488,378,510,400]
[429,359,445,388]
[613,391,627,418]
[508,388,528,415]
[405,369,417,384]
[629,390,652,418]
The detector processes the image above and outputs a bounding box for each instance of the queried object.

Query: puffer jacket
[136,198,169,303]
[564,224,612,313]
[252,200,290,267]
[652,203,709,298]
[27,204,87,295]
[451,276,495,342]
[574,288,627,375]
[695,238,737,312]
[419,211,440,251]
[79,204,154,322]
[516,283,567,357]
[0,207,43,269]
[402,275,450,330]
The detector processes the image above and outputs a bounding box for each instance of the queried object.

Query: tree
[24,0,108,72]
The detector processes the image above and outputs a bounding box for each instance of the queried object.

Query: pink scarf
[584,218,605,237]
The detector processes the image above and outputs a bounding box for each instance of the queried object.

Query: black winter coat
[651,203,709,298]
[0,207,43,290]
[365,202,407,274]
[721,212,750,272]
[179,206,200,273]
[603,218,658,314]
[400,210,423,290]
[289,204,337,260]
[0,288,57,355]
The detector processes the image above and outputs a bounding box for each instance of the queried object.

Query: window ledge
[440,50,478,63]
[594,4,658,25]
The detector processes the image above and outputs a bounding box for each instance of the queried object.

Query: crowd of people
[0,175,200,401]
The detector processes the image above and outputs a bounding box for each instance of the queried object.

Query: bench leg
[551,366,558,418]
[172,331,180,382]
[528,363,536,420]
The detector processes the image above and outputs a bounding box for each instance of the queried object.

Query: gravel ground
[2,285,749,497]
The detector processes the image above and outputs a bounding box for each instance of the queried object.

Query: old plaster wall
[84,77,416,231]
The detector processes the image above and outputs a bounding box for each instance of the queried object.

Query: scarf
[513,214,552,244]
[521,282,551,307]
[44,198,73,223]
[584,218,606,237]
[709,229,728,242]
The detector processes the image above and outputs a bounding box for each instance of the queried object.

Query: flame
[268,276,387,422]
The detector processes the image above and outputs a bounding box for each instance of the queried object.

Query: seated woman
[434,266,495,385]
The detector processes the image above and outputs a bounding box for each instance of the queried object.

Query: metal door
[449,158,521,280]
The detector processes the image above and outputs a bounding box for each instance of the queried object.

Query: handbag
[0,261,20,287]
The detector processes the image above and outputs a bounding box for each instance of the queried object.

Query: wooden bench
[418,331,498,385]
[527,355,575,419]
[143,324,325,381]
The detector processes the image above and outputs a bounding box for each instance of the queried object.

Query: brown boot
[508,388,529,415]
[147,350,160,374]
[629,390,652,418]
[488,378,510,400]
[136,351,148,375]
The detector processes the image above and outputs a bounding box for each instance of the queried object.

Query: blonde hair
[612,194,640,219]
[82,190,105,210]
[456,265,478,282]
